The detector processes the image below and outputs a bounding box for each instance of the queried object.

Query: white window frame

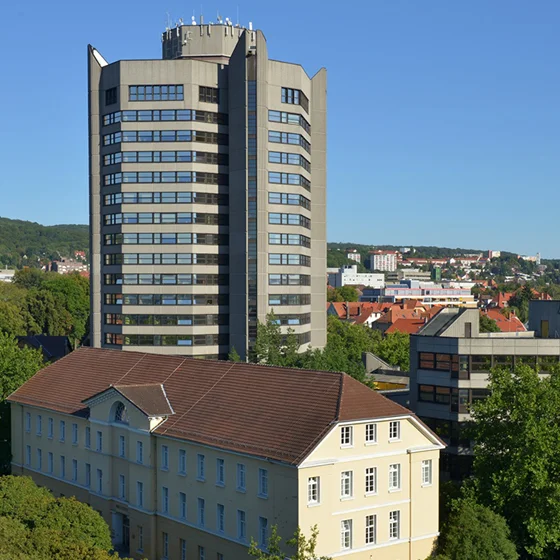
[48,452,53,473]
[25,412,31,433]
[365,467,377,495]
[365,423,377,444]
[96,430,103,452]
[36,448,42,470]
[85,426,90,448]
[178,449,187,475]
[216,458,225,486]
[25,445,31,466]
[161,445,169,470]
[197,454,205,481]
[340,470,353,499]
[96,468,103,494]
[137,525,144,552]
[198,546,205,560]
[59,420,66,442]
[162,486,169,513]
[119,474,126,499]
[259,516,269,548]
[340,519,352,550]
[258,468,268,498]
[389,420,401,442]
[179,492,186,519]
[72,458,78,482]
[59,455,65,478]
[48,418,53,439]
[36,415,42,436]
[307,476,320,505]
[237,509,246,541]
[421,459,433,486]
[389,510,400,540]
[389,463,401,491]
[136,441,143,464]
[119,435,126,458]
[72,423,78,445]
[365,514,376,544]
[217,503,225,532]
[85,463,91,487]
[137,481,144,507]
[162,531,169,559]
[198,497,205,526]
[237,463,246,492]
[340,425,353,447]
[180,538,186,560]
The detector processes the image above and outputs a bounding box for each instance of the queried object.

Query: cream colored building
[9,348,443,560]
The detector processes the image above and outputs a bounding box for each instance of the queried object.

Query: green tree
[326,287,342,302]
[0,476,129,560]
[0,301,27,336]
[434,498,518,560]
[251,312,284,365]
[336,285,359,302]
[249,524,331,560]
[25,289,73,336]
[0,334,44,473]
[12,269,46,290]
[470,364,560,558]
[228,347,242,362]
[479,313,500,333]
[374,331,410,371]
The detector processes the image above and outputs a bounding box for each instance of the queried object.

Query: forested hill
[0,217,89,268]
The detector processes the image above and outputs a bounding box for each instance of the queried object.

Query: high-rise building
[88,21,327,359]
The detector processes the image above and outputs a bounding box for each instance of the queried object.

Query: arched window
[113,401,129,424]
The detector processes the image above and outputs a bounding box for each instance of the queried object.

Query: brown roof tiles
[9,347,415,465]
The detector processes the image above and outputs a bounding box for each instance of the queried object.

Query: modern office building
[368,251,398,272]
[410,303,560,479]
[10,347,444,560]
[88,21,327,359]
[327,265,384,289]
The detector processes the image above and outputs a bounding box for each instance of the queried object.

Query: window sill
[161,467,169,472]
[340,496,354,502]
[365,492,378,497]
[421,483,433,488]
[340,445,354,449]
[258,493,268,500]
[197,477,206,483]
[216,482,225,488]
[388,488,402,493]
[236,488,246,494]
[178,472,186,477]
[307,502,321,508]
[365,442,378,446]
[136,461,144,465]
[72,443,78,447]
[388,439,402,444]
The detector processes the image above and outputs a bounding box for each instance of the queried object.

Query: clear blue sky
[1,0,558,256]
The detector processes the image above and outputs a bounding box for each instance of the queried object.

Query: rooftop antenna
[165,11,172,30]
[217,11,222,24]
[236,5,239,26]
[191,15,196,25]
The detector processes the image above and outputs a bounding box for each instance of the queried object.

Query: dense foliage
[470,364,560,558]
[0,270,89,343]
[0,476,129,559]
[479,313,500,333]
[249,524,331,560]
[248,314,409,379]
[432,497,518,560]
[0,333,44,473]
[0,217,88,269]
[327,286,359,302]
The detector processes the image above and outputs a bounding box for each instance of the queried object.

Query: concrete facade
[409,306,560,479]
[88,23,326,359]
[327,265,384,289]
[11,399,442,560]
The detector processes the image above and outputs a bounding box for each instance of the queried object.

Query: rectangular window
[136,441,143,464]
[179,492,187,519]
[129,85,184,102]
[72,459,78,482]
[161,445,169,470]
[72,423,78,444]
[258,468,268,498]
[308,476,320,504]
[96,431,103,452]
[137,526,144,552]
[96,468,103,494]
[180,538,186,560]
[105,87,117,105]
[422,459,433,486]
[162,532,169,559]
[389,510,400,540]
[259,516,269,548]
[36,415,42,435]
[25,412,31,433]
[119,474,126,499]
[178,449,187,474]
[199,86,219,103]
[198,546,205,560]
[365,423,377,444]
[340,471,353,498]
[237,510,246,541]
[85,427,90,448]
[340,519,352,550]
[389,463,401,491]
[389,421,401,441]
[365,514,376,545]
[48,418,53,439]
[217,503,225,532]
[137,481,144,507]
[197,454,205,480]
[162,486,169,513]
[237,463,246,491]
[37,448,42,470]
[48,452,53,473]
[198,498,205,526]
[60,421,66,442]
[365,467,377,494]
[341,425,353,447]
[85,463,91,487]
[216,458,225,486]
[60,455,65,478]
[119,435,126,457]
[25,445,31,466]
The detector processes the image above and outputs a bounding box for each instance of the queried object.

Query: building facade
[345,248,361,263]
[369,251,398,272]
[88,22,327,360]
[410,305,560,479]
[327,265,384,289]
[10,348,443,560]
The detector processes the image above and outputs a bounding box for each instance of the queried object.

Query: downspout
[409,450,413,559]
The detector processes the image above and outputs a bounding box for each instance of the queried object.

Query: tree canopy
[327,286,359,302]
[470,364,560,558]
[0,476,129,560]
[479,313,500,333]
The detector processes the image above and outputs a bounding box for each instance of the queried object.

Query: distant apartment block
[0,269,15,282]
[328,265,384,289]
[369,251,398,272]
[385,268,431,283]
[345,248,361,263]
[410,302,560,479]
[49,259,89,275]
[88,20,327,360]
[10,347,444,560]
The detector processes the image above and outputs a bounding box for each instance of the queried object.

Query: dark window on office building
[105,87,117,106]
[199,86,219,103]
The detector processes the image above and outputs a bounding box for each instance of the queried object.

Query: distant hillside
[0,217,89,268]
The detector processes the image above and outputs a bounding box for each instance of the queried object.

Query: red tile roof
[9,347,414,465]
[385,318,426,335]
[482,309,526,333]
[328,302,390,321]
